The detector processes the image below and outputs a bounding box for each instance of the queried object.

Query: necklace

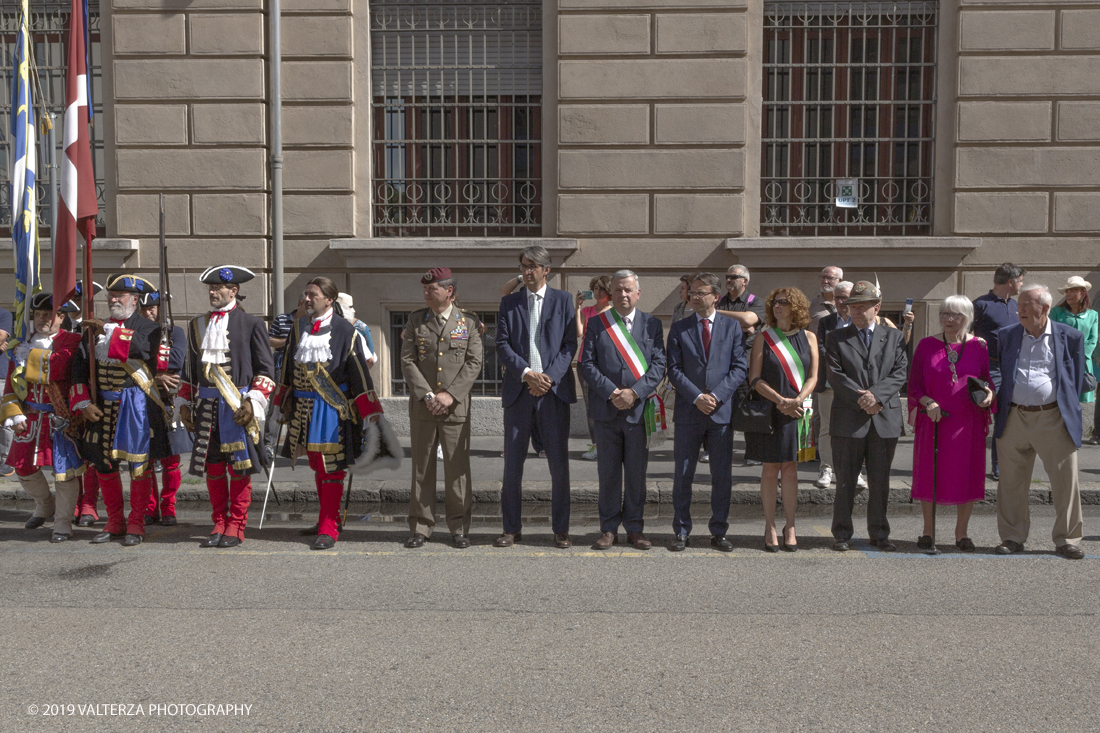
[941,333,966,384]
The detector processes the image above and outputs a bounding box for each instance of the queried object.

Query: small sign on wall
[836,178,858,208]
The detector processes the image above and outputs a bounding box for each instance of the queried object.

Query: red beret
[421,267,452,284]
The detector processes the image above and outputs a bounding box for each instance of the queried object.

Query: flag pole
[270,0,285,318]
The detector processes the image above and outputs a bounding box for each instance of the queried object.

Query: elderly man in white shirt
[993,284,1087,559]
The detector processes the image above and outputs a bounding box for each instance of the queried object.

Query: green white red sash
[598,309,666,436]
[762,327,816,462]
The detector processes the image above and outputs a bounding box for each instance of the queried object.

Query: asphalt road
[1,503,1098,732]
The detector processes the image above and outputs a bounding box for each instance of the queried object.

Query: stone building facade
[4,0,1100,406]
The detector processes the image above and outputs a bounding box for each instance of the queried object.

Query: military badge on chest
[417,336,429,363]
[450,317,469,340]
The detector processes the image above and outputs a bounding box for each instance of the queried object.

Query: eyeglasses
[726,274,746,281]
[939,312,964,320]
[820,275,840,281]
[773,299,791,307]
[688,290,715,298]
[518,263,542,272]
[834,295,849,302]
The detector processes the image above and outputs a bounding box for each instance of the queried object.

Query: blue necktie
[861,328,872,349]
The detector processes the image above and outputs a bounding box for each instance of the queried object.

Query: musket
[82,210,96,402]
[157,193,174,369]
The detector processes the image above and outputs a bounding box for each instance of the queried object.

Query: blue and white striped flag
[10,0,39,342]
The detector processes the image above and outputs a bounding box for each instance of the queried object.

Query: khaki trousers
[19,470,80,535]
[996,405,1083,547]
[818,389,834,467]
[408,418,473,537]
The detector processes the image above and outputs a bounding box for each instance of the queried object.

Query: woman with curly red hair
[746,287,818,552]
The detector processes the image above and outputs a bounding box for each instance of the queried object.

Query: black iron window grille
[762,1,937,236]
[390,309,501,397]
[371,1,542,237]
[0,1,104,234]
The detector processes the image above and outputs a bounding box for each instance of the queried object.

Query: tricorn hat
[139,290,170,308]
[29,292,53,311]
[73,281,103,298]
[848,280,882,304]
[105,274,156,294]
[200,265,255,286]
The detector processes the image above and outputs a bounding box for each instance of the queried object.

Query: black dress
[745,329,813,463]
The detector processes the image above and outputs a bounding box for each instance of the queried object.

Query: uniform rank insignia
[417,336,428,361]
[450,318,469,340]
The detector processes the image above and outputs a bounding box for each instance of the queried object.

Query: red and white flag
[54,0,97,309]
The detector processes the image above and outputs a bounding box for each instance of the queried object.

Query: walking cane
[927,408,950,556]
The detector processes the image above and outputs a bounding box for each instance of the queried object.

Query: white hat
[1058,275,1092,292]
[336,292,354,309]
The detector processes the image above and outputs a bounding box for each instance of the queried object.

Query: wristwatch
[424,392,435,402]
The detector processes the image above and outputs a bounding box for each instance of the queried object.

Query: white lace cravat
[200,302,236,364]
[528,292,543,373]
[295,310,334,363]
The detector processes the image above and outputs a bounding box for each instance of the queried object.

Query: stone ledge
[330,238,579,269]
[725,237,982,268]
[0,238,138,269]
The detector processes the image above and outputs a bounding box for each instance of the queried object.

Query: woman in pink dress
[908,295,995,551]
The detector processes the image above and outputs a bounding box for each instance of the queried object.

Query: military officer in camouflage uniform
[400,267,483,549]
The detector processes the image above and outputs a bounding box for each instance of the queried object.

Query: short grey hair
[823,265,844,278]
[519,245,551,268]
[692,272,722,297]
[941,295,974,334]
[1021,283,1053,307]
[611,269,639,287]
[727,264,750,280]
[836,280,853,293]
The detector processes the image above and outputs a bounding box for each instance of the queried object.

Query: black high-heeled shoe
[764,531,780,553]
[781,526,798,552]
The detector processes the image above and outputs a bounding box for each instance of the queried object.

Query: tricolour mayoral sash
[761,327,815,462]
[597,309,666,437]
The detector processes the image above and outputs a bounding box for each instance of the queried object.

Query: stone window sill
[724,237,981,268]
[330,238,579,268]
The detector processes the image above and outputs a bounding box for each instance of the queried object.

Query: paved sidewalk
[6,431,1100,505]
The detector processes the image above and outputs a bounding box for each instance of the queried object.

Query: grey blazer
[825,323,909,439]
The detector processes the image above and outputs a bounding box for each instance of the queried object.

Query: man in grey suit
[825,280,909,552]
[580,270,666,550]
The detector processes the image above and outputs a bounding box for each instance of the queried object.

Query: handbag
[730,385,775,434]
[1084,371,1098,394]
[966,376,991,408]
[168,425,194,455]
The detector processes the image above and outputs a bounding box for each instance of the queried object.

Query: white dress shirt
[1014,318,1056,406]
[521,284,548,378]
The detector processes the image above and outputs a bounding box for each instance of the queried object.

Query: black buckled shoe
[710,535,734,552]
[90,531,124,544]
[312,534,336,550]
[217,536,242,548]
[121,534,144,547]
[24,516,46,530]
[405,533,427,549]
[199,533,223,548]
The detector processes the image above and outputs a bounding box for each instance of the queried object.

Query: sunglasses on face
[726,274,746,281]
[773,299,791,306]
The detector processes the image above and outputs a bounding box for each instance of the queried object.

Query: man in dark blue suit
[580,270,666,550]
[993,284,1086,559]
[666,273,747,552]
[495,246,577,548]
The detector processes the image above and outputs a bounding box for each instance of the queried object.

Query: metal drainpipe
[271,0,284,317]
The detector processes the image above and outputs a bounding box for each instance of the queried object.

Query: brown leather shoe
[494,532,521,548]
[594,531,617,549]
[627,532,652,550]
[554,532,572,549]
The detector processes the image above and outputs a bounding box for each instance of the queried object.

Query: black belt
[1011,402,1057,412]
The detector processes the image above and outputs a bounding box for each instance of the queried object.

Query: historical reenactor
[0,293,86,541]
[138,290,188,527]
[60,280,103,526]
[400,267,483,549]
[70,274,170,547]
[176,266,275,548]
[274,276,385,550]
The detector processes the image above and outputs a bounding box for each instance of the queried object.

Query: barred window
[390,310,501,397]
[371,1,542,237]
[0,1,105,234]
[761,1,937,236]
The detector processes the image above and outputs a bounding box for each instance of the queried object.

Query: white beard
[108,302,136,321]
